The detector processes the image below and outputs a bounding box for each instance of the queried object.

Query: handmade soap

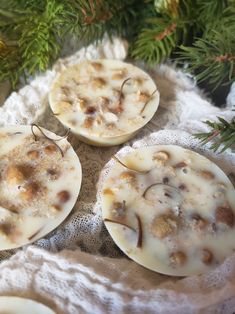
[0,296,55,314]
[101,145,235,276]
[49,60,159,146]
[0,125,82,250]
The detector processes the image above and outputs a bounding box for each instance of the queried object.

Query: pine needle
[195,116,235,153]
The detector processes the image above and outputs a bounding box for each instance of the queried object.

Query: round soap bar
[0,125,82,250]
[0,296,55,314]
[101,145,235,276]
[49,59,159,146]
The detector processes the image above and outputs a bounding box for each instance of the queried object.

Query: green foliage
[179,6,235,90]
[17,1,67,74]
[195,117,235,153]
[179,31,235,90]
[131,17,178,65]
[0,0,146,86]
[131,0,235,93]
[131,0,195,65]
[1,0,235,91]
[0,41,21,84]
[0,0,68,85]
[196,0,228,27]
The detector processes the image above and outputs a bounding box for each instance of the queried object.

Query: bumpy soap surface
[0,296,55,314]
[101,145,235,276]
[0,125,82,250]
[49,60,159,145]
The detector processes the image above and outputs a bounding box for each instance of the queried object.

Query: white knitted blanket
[0,38,234,313]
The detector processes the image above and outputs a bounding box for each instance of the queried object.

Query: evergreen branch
[196,0,228,28]
[0,0,69,85]
[0,9,30,28]
[0,0,47,11]
[131,16,179,65]
[0,0,146,86]
[17,1,67,75]
[0,0,235,121]
[201,6,235,39]
[131,0,195,65]
[0,39,21,85]
[195,116,235,152]
[179,29,235,90]
[73,0,145,43]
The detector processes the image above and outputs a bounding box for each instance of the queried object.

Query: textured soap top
[0,125,82,250]
[49,59,159,139]
[101,145,235,276]
[0,296,55,314]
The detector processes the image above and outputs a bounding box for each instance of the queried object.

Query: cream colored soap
[49,60,159,146]
[0,296,55,314]
[0,125,82,250]
[101,145,235,276]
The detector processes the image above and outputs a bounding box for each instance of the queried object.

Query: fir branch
[179,5,235,90]
[201,6,235,39]
[0,38,21,85]
[1,0,235,111]
[196,0,228,27]
[195,116,235,152]
[63,0,150,44]
[131,16,178,65]
[1,0,47,11]
[179,30,235,90]
[131,0,194,65]
[0,0,69,85]
[0,0,146,86]
[17,1,67,75]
